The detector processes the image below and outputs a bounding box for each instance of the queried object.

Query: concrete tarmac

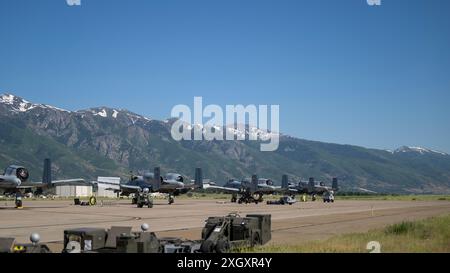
[1,199,449,251]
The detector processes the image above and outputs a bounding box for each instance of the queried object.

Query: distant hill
[1,93,449,194]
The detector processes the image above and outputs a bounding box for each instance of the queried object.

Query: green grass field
[241,214,450,253]
[335,194,450,202]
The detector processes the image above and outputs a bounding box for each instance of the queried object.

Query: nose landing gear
[15,193,23,209]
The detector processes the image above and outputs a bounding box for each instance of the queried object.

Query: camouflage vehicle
[0,233,51,253]
[0,213,272,254]
[323,190,335,203]
[199,213,271,253]
[63,224,160,253]
[136,188,153,208]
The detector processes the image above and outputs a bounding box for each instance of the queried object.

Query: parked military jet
[288,177,339,200]
[107,167,202,205]
[0,159,87,208]
[201,172,289,204]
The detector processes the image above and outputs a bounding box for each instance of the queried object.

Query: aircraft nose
[178,182,185,188]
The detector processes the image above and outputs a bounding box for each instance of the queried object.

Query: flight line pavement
[1,199,449,251]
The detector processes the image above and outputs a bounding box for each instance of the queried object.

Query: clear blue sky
[1,0,449,153]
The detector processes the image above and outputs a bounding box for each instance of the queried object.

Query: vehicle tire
[216,240,230,253]
[132,197,137,205]
[251,232,260,247]
[148,201,154,208]
[16,200,22,208]
[137,203,143,208]
[168,196,175,205]
[200,240,215,253]
[238,199,243,204]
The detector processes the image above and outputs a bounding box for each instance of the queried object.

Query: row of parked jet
[0,159,339,208]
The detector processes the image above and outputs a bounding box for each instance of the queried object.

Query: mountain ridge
[1,93,450,194]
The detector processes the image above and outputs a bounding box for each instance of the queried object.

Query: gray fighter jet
[0,159,87,208]
[200,171,290,204]
[287,177,339,200]
[108,167,202,205]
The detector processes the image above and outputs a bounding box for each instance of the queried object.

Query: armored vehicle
[199,213,271,253]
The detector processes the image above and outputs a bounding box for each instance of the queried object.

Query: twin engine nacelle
[15,167,30,182]
[3,165,30,182]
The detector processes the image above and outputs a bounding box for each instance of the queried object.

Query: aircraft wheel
[15,200,23,209]
[168,196,175,205]
[148,201,154,208]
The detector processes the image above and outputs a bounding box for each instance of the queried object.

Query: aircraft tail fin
[282,174,289,189]
[194,168,203,188]
[42,158,52,185]
[332,177,339,191]
[251,174,258,192]
[154,167,161,191]
[308,177,315,188]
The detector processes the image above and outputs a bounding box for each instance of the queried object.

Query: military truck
[136,188,153,208]
[323,191,335,203]
[63,224,160,253]
[199,213,271,253]
[0,233,51,253]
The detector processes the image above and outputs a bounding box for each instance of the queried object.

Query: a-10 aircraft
[288,177,339,200]
[105,167,202,205]
[0,159,87,208]
[200,171,339,203]
[200,172,290,204]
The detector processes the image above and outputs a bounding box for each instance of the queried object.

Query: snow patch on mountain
[112,109,119,118]
[394,146,448,156]
[0,93,71,113]
[93,109,108,117]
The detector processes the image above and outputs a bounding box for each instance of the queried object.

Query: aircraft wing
[49,179,88,186]
[19,179,88,188]
[119,184,142,192]
[278,187,298,194]
[202,184,240,194]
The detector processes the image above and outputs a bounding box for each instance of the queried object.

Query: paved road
[1,199,449,251]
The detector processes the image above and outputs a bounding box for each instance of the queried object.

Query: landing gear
[15,193,23,209]
[312,194,317,202]
[168,195,175,205]
[236,191,262,204]
[231,193,237,203]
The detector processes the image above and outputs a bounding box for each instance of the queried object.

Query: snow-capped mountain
[394,146,448,156]
[0,93,70,113]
